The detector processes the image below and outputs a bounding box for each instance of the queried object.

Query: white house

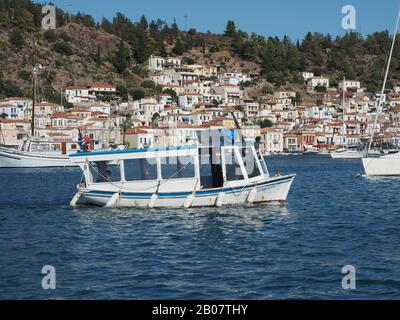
[302,72,314,81]
[64,86,92,104]
[307,76,330,88]
[338,80,361,91]
[178,93,203,111]
[218,72,252,86]
[261,128,284,153]
[0,103,22,119]
[148,55,182,72]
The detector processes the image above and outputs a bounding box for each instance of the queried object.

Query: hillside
[1,0,400,102]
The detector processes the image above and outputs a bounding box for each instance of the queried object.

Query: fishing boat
[0,139,81,168]
[0,137,112,168]
[362,10,400,176]
[69,129,296,208]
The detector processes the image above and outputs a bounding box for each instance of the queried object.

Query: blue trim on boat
[70,145,197,157]
[83,175,294,199]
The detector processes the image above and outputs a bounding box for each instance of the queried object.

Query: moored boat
[69,130,296,208]
[362,152,400,176]
[362,10,400,176]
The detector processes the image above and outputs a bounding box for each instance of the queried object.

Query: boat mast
[31,66,38,137]
[342,76,346,147]
[367,9,400,155]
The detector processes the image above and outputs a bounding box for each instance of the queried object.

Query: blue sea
[1,155,400,300]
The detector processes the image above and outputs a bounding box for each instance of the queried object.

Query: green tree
[139,15,148,31]
[120,120,133,145]
[172,38,184,55]
[151,112,161,126]
[257,119,273,128]
[95,44,102,68]
[114,40,129,73]
[52,41,73,56]
[10,29,24,48]
[225,20,237,37]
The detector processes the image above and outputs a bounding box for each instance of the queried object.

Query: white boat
[69,130,295,208]
[0,140,80,168]
[362,153,400,176]
[0,138,121,168]
[362,10,400,176]
[331,148,366,159]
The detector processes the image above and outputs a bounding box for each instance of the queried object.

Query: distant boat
[0,138,125,168]
[331,147,382,159]
[302,150,319,156]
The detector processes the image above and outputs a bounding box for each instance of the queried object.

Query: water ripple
[0,156,399,299]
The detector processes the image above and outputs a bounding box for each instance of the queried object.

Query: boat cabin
[70,143,269,194]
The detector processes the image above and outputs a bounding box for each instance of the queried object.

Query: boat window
[124,159,158,181]
[91,161,121,183]
[223,148,244,181]
[242,147,261,178]
[160,156,195,179]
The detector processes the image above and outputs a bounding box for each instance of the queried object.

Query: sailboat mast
[342,76,346,146]
[368,9,400,155]
[31,66,37,137]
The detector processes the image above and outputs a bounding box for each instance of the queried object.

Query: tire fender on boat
[247,187,257,203]
[183,194,194,208]
[216,192,224,207]
[70,192,81,207]
[148,194,158,208]
[106,193,120,207]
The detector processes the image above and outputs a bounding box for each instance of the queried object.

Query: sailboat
[362,10,400,176]
[331,77,369,159]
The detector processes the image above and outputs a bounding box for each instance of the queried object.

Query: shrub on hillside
[52,41,73,56]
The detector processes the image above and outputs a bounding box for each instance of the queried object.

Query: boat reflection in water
[69,129,296,208]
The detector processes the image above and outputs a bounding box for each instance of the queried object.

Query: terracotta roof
[5,97,31,101]
[125,128,149,134]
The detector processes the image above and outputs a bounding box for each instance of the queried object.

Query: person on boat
[96,169,112,182]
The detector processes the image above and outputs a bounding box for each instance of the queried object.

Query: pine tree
[225,20,237,37]
[172,38,184,55]
[139,15,148,31]
[114,40,128,73]
[96,44,102,68]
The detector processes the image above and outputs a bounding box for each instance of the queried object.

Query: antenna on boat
[367,9,400,156]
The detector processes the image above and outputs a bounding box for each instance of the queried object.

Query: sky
[48,0,400,41]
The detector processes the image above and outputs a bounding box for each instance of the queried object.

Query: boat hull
[78,174,295,208]
[331,152,365,159]
[362,156,400,176]
[0,150,76,168]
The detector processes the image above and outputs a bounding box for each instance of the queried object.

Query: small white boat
[0,138,122,168]
[331,148,366,159]
[69,131,295,208]
[0,140,80,168]
[330,147,382,159]
[362,152,400,176]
